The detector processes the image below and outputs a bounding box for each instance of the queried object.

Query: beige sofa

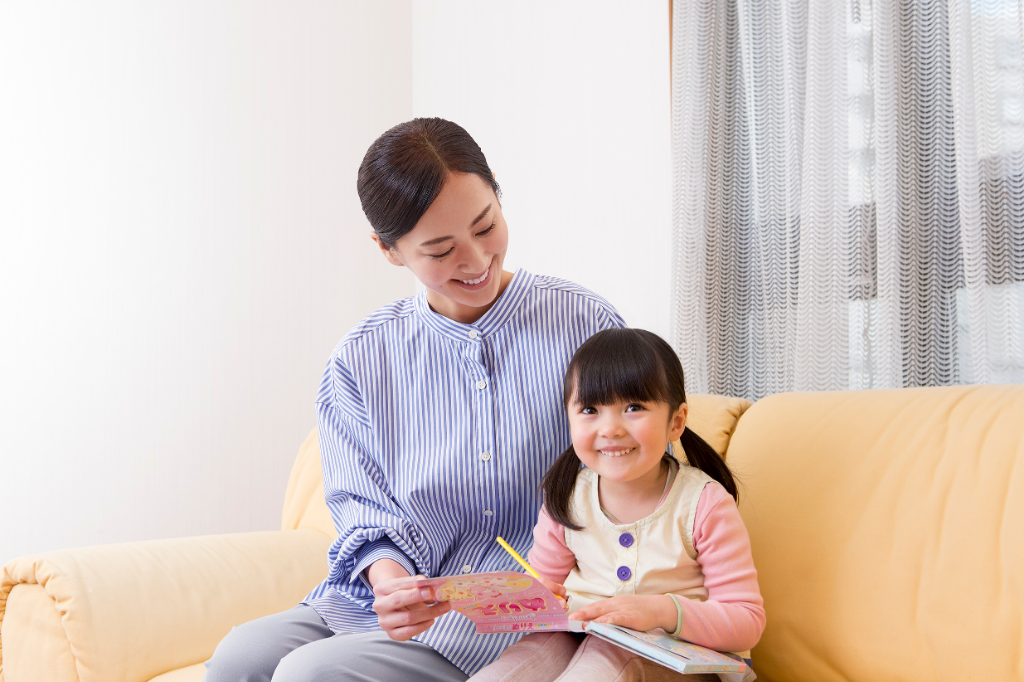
[2,385,1022,682]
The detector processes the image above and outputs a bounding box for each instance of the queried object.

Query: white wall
[412,1,672,337]
[0,1,415,563]
[0,2,671,564]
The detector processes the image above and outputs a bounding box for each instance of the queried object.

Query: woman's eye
[431,247,455,260]
[476,222,495,237]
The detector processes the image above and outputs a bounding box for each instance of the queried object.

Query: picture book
[394,571,580,634]
[583,621,747,675]
[396,571,746,675]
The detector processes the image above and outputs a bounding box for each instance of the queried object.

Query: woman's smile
[452,260,493,289]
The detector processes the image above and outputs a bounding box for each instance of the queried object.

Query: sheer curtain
[671,0,1024,400]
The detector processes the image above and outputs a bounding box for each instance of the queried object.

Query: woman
[204,118,625,682]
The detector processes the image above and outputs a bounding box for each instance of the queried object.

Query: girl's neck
[597,457,671,525]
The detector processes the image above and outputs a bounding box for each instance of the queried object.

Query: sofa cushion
[685,393,753,457]
[725,385,1024,682]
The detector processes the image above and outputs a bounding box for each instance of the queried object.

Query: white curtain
[671,0,1024,400]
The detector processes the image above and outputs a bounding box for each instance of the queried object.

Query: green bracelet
[666,593,685,638]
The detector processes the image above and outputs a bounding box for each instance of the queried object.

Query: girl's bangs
[565,335,670,407]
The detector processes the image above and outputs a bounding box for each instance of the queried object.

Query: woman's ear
[370,232,405,267]
[669,403,688,441]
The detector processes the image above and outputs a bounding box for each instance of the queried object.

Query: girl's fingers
[568,601,614,621]
[538,577,567,597]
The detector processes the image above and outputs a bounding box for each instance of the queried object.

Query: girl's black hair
[541,328,738,530]
[357,118,501,247]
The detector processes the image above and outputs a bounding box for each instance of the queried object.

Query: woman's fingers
[373,575,433,599]
[374,590,452,641]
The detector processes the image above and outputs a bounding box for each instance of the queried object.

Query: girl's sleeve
[526,507,577,584]
[315,359,431,608]
[679,482,767,652]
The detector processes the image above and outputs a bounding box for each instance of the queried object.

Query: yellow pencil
[495,536,541,579]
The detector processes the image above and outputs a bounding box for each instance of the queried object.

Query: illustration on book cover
[396,571,569,633]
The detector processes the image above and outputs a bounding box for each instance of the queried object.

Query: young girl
[469,328,765,682]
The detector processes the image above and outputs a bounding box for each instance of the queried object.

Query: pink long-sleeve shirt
[527,480,766,653]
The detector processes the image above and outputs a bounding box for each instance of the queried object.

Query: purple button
[618,532,634,548]
[616,566,632,581]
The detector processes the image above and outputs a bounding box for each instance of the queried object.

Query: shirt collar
[413,269,536,343]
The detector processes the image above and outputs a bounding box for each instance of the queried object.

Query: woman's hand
[369,559,452,641]
[568,595,678,633]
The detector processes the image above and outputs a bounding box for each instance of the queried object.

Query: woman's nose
[459,242,490,274]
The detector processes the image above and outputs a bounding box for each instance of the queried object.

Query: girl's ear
[669,403,688,441]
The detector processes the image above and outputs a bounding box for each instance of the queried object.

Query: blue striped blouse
[302,269,625,675]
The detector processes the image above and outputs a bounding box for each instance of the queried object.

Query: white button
[461,564,473,574]
[480,452,491,462]
[476,380,487,390]
[483,509,494,516]
[468,330,479,340]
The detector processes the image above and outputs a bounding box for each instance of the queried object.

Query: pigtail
[679,426,738,502]
[540,445,586,531]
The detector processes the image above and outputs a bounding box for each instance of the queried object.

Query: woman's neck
[597,457,671,525]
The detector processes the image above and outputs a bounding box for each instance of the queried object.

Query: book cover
[393,571,574,634]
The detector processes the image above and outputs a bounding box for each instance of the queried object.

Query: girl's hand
[536,576,568,610]
[369,560,452,641]
[568,595,678,633]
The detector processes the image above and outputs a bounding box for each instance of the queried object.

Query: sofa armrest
[0,528,332,682]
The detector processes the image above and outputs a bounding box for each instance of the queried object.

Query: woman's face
[374,172,510,324]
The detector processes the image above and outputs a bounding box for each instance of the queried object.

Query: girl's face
[567,396,688,490]
[373,171,511,324]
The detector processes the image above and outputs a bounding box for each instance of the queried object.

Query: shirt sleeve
[316,379,430,608]
[595,298,628,331]
[354,537,418,591]
[526,506,577,584]
[678,482,766,652]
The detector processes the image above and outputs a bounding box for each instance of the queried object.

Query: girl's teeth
[600,448,634,457]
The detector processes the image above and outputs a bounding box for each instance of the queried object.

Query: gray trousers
[203,604,469,682]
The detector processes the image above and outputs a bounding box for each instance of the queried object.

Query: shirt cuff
[352,537,417,591]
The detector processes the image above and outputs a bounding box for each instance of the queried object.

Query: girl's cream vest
[563,461,715,613]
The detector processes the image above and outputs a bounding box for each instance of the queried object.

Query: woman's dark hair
[357,118,501,247]
[541,328,738,530]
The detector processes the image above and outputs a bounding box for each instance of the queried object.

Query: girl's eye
[430,247,455,260]
[625,403,645,412]
[476,222,495,237]
[580,406,597,415]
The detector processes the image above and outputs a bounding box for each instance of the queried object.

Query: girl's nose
[597,414,626,438]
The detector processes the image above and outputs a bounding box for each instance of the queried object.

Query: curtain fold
[672,0,1024,399]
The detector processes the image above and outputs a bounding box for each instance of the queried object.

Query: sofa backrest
[279,393,754,539]
[725,385,1024,682]
[281,428,335,537]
